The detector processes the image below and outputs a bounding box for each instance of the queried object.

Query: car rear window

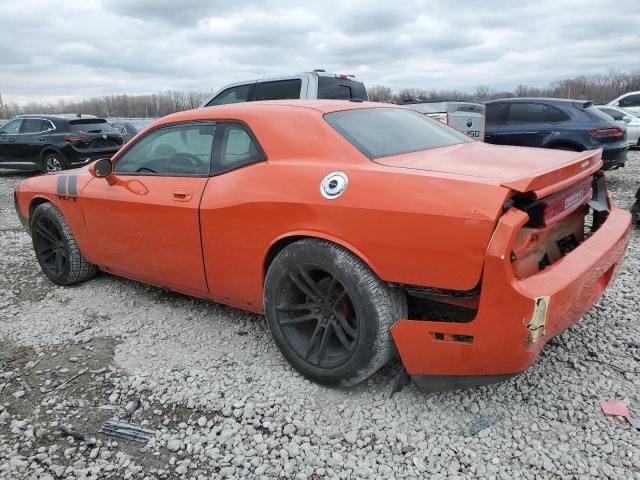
[325,108,472,159]
[69,119,117,133]
[317,77,368,100]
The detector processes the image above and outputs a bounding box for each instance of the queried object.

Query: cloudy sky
[1,0,639,104]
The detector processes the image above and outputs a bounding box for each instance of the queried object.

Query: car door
[0,119,23,164]
[19,118,52,165]
[494,103,549,147]
[199,122,267,308]
[79,122,216,294]
[483,103,507,144]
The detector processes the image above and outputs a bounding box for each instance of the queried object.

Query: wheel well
[546,141,583,151]
[263,235,376,281]
[29,198,51,219]
[264,236,306,278]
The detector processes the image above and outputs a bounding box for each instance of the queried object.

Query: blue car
[485,98,628,170]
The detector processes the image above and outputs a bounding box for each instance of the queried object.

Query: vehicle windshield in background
[324,108,471,159]
[69,119,117,134]
[318,77,368,100]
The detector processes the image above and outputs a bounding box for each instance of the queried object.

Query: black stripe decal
[67,175,77,196]
[56,176,67,195]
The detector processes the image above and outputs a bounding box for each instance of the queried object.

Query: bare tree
[2,70,640,118]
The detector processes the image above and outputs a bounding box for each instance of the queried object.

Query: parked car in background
[485,98,628,170]
[109,121,139,144]
[14,100,631,391]
[400,100,485,140]
[201,70,368,107]
[595,105,640,148]
[608,91,640,116]
[0,114,123,173]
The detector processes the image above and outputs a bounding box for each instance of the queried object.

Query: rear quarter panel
[200,159,509,312]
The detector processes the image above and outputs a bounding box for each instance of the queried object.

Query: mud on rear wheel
[264,238,407,386]
[31,203,97,285]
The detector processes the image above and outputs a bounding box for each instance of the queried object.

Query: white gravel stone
[1,154,639,478]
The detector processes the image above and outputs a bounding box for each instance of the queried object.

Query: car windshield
[324,108,472,159]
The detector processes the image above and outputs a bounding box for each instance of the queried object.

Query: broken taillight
[525,177,593,227]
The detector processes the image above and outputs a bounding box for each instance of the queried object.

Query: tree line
[2,70,640,119]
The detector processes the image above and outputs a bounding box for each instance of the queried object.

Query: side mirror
[622,116,632,124]
[90,158,113,178]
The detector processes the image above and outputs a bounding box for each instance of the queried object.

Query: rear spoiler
[501,149,603,199]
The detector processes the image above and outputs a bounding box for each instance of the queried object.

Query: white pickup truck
[400,100,486,140]
[201,70,368,107]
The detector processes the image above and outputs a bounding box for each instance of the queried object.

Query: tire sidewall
[265,241,388,385]
[31,205,72,284]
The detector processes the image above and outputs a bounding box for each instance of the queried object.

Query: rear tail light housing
[426,112,449,125]
[64,134,90,143]
[588,127,624,138]
[523,177,593,227]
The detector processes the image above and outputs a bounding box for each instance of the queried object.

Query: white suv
[608,91,640,116]
[201,70,368,107]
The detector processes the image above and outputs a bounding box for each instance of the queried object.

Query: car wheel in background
[264,238,406,386]
[43,152,68,173]
[31,203,97,285]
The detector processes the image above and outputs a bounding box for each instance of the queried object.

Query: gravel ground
[0,153,639,479]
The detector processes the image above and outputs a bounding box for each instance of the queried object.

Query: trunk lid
[375,142,603,197]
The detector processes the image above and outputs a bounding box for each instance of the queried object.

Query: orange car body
[14,101,631,390]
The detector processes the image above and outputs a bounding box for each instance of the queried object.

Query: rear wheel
[42,152,68,173]
[31,203,96,285]
[264,239,406,386]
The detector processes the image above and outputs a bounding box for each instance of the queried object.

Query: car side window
[114,124,216,176]
[505,103,546,123]
[485,103,507,124]
[254,79,301,101]
[620,94,640,107]
[21,119,46,133]
[213,123,265,174]
[207,84,253,106]
[0,119,22,134]
[544,105,569,122]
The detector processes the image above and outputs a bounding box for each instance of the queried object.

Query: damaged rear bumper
[391,205,631,392]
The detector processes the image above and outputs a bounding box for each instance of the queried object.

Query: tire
[264,239,407,386]
[42,152,68,173]
[31,203,97,285]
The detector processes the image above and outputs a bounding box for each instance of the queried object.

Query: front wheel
[31,203,97,285]
[264,239,406,386]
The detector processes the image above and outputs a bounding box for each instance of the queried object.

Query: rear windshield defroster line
[324,108,472,159]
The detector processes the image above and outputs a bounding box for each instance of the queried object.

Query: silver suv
[400,100,486,140]
[201,70,368,107]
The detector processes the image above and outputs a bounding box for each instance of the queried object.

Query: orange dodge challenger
[14,101,631,391]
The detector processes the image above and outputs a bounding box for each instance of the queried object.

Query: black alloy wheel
[264,239,406,387]
[33,214,68,278]
[276,264,359,369]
